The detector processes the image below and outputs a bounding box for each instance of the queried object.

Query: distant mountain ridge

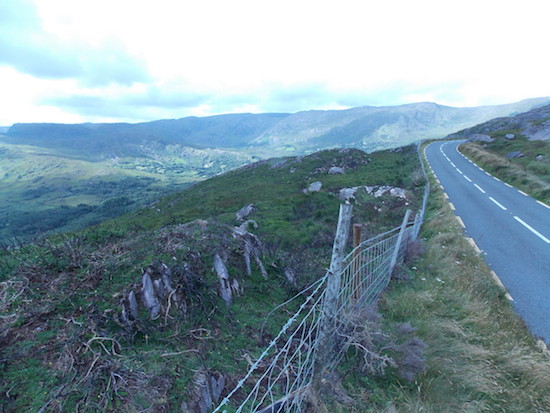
[4,97,550,159]
[448,102,550,140]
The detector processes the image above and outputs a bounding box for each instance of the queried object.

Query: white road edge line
[456,168,462,174]
[513,216,550,244]
[464,175,472,182]
[474,184,486,194]
[489,197,507,211]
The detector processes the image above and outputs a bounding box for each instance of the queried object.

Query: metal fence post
[352,223,363,300]
[312,203,353,392]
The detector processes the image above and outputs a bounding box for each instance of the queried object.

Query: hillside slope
[0,146,425,412]
[449,102,550,141]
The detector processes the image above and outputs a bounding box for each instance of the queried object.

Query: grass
[0,140,253,244]
[331,146,550,412]
[0,146,424,411]
[4,142,550,411]
[459,136,550,204]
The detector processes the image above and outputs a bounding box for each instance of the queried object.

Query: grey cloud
[41,87,209,120]
[0,0,149,86]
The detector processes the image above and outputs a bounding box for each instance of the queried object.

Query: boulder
[507,151,526,159]
[339,187,358,201]
[505,133,516,140]
[306,181,322,193]
[467,134,494,143]
[328,166,345,175]
[536,154,545,161]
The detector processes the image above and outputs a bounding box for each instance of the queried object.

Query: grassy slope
[0,146,423,412]
[458,136,550,204]
[334,145,550,412]
[4,142,549,412]
[0,141,216,243]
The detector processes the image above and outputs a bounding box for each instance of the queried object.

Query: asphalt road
[426,140,550,344]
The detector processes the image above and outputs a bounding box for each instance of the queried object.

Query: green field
[0,140,257,244]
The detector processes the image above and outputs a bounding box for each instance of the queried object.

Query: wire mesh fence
[213,147,429,413]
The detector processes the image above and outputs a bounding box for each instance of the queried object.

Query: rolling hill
[2,97,549,244]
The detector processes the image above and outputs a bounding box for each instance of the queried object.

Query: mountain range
[4,97,550,159]
[1,97,549,243]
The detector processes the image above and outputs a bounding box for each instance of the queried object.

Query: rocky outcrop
[467,134,494,143]
[507,151,526,159]
[339,185,408,201]
[449,103,550,141]
[328,166,345,174]
[181,370,225,413]
[236,204,257,222]
[118,220,270,323]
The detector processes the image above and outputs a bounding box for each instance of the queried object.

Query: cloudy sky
[1,0,549,125]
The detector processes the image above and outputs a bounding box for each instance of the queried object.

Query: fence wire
[213,146,429,413]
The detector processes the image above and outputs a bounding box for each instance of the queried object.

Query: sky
[1,0,549,125]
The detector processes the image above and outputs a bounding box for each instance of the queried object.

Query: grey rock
[467,134,495,143]
[128,290,138,320]
[284,268,297,286]
[153,279,165,299]
[210,373,225,405]
[306,181,322,192]
[536,154,545,161]
[213,254,232,307]
[328,166,345,174]
[236,204,257,222]
[161,263,174,293]
[505,133,516,140]
[339,187,358,201]
[142,271,160,319]
[507,150,526,159]
[339,185,407,201]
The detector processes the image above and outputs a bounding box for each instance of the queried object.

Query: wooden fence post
[312,203,353,391]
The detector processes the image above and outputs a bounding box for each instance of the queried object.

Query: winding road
[426,140,550,344]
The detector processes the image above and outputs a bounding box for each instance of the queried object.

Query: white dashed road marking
[513,216,550,244]
[489,197,507,211]
[474,184,486,194]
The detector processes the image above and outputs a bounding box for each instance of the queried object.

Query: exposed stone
[306,181,322,193]
[153,279,165,299]
[236,204,257,222]
[128,290,138,320]
[339,185,408,201]
[339,187,358,201]
[505,133,516,140]
[467,134,494,143]
[181,371,225,413]
[536,154,545,161]
[507,150,526,159]
[328,166,345,175]
[213,254,232,307]
[233,224,267,279]
[284,268,297,287]
[142,271,160,319]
